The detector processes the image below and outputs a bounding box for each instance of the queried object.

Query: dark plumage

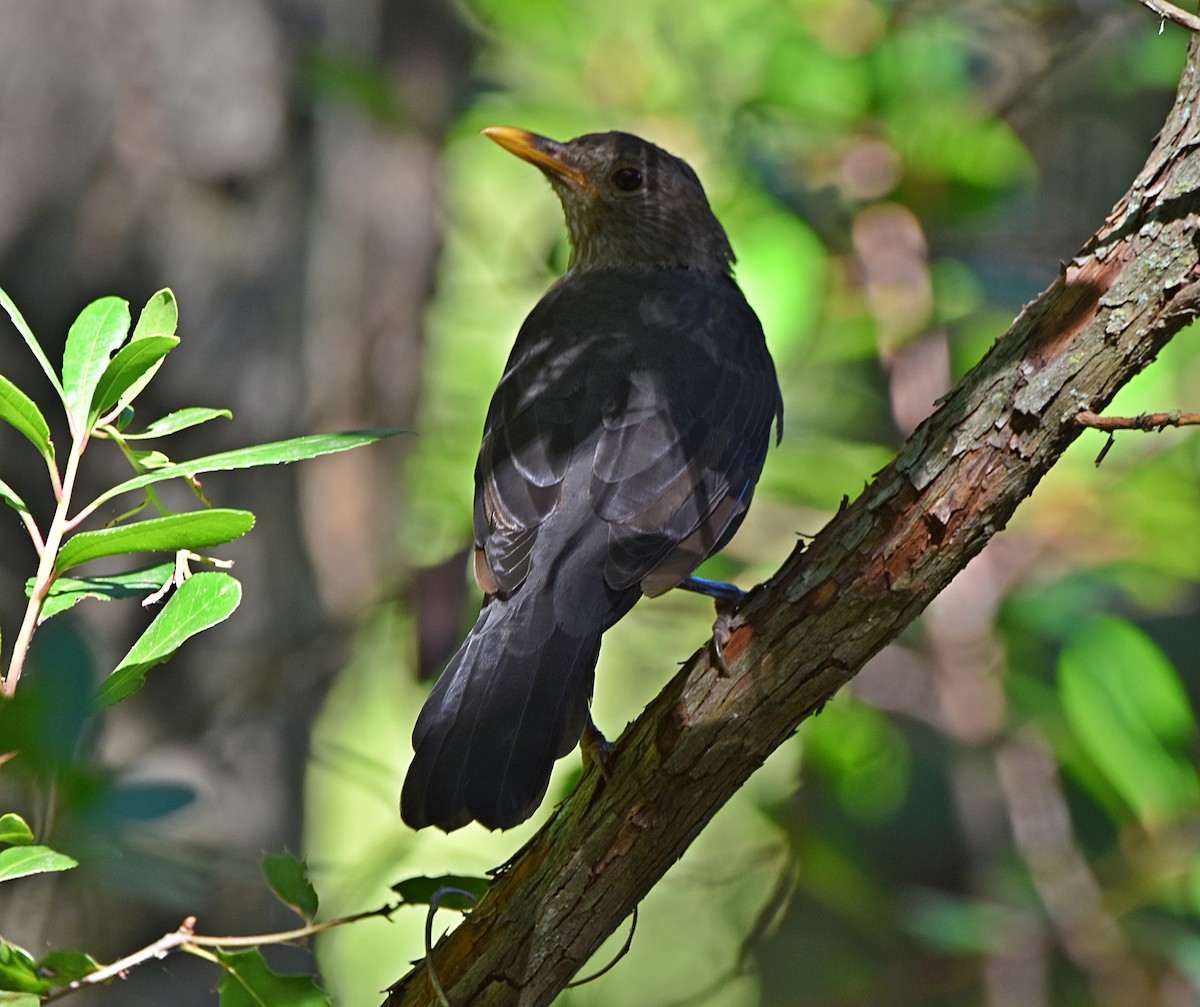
[401,127,783,831]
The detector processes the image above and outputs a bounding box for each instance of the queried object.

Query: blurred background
[1,0,1199,1004]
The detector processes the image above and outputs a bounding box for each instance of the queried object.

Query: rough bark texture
[384,36,1200,1007]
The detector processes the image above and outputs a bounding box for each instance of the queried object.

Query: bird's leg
[677,576,745,605]
[580,714,616,783]
[677,576,747,675]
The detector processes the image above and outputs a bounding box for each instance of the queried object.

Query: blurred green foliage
[308,1,1200,1004]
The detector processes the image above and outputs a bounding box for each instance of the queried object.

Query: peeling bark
[383,36,1200,1007]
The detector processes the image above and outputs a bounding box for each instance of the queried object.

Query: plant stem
[46,449,62,502]
[17,509,44,555]
[2,431,88,697]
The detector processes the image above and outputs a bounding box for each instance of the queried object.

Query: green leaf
[0,374,52,460]
[34,562,176,622]
[55,509,255,575]
[90,430,408,511]
[0,845,78,882]
[263,852,319,922]
[121,407,233,440]
[37,949,100,986]
[0,992,43,1006]
[126,448,171,470]
[391,873,489,910]
[61,297,131,427]
[97,782,195,824]
[1059,617,1200,825]
[0,286,65,403]
[806,699,909,823]
[213,948,331,1007]
[904,891,1014,954]
[0,477,29,518]
[0,637,93,773]
[114,290,180,412]
[0,815,34,846]
[88,335,179,423]
[131,288,178,341]
[94,572,242,708]
[0,939,47,996]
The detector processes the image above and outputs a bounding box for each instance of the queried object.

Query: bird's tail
[400,592,601,832]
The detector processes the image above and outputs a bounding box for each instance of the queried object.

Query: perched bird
[401,127,782,832]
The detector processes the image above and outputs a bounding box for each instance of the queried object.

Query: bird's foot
[580,716,615,784]
[678,576,746,676]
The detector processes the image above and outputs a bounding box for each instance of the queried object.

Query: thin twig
[46,903,399,1001]
[424,888,480,1007]
[45,917,199,1000]
[1075,408,1200,431]
[565,906,638,988]
[1075,408,1199,465]
[191,902,397,948]
[1133,0,1200,33]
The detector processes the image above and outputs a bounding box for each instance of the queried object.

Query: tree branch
[383,36,1200,1007]
[1134,0,1200,35]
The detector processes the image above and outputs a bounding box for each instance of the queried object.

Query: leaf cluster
[0,289,405,1005]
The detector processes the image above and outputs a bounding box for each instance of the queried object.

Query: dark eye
[612,167,643,191]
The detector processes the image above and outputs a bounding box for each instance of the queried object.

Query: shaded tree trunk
[384,32,1200,1007]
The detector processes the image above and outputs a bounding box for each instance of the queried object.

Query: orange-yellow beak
[482,126,592,191]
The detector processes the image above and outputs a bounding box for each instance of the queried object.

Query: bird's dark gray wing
[474,387,576,596]
[474,271,780,602]
[591,279,782,596]
[471,292,603,596]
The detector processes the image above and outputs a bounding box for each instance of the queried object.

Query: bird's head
[483,126,735,276]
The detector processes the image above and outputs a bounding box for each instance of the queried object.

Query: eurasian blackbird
[401,127,783,832]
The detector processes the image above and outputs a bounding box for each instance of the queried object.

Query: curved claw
[711,608,736,675]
